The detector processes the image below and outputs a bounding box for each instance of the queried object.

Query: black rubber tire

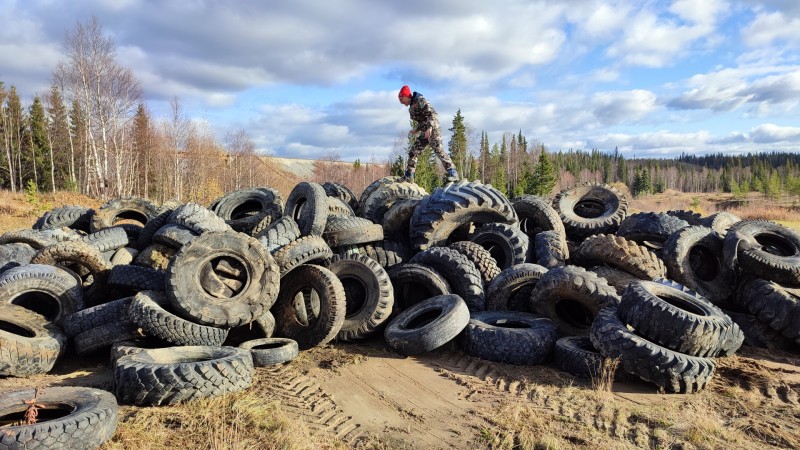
[110,247,138,266]
[114,345,254,406]
[62,296,133,338]
[588,266,639,296]
[666,210,703,226]
[554,336,605,378]
[33,205,94,232]
[74,321,141,355]
[79,226,129,253]
[358,176,403,214]
[91,197,157,232]
[166,203,232,234]
[459,310,557,365]
[590,307,716,393]
[534,230,569,268]
[272,264,346,349]
[724,220,800,287]
[409,247,486,311]
[469,222,530,270]
[387,263,451,313]
[0,264,84,325]
[323,215,384,248]
[575,234,667,280]
[0,228,78,250]
[0,387,118,449]
[360,180,426,224]
[616,212,689,252]
[529,265,620,336]
[384,294,470,355]
[323,181,359,211]
[109,338,169,371]
[0,304,66,377]
[108,264,166,292]
[553,183,628,241]
[211,187,284,234]
[223,310,276,346]
[327,197,355,217]
[129,290,229,346]
[31,241,113,299]
[447,241,501,286]
[326,254,394,340]
[511,195,566,242]
[724,310,793,350]
[135,200,180,250]
[0,243,36,274]
[239,338,299,366]
[618,280,744,357]
[167,231,280,327]
[737,277,800,343]
[662,226,735,305]
[410,180,518,251]
[344,240,410,269]
[133,244,175,271]
[272,235,334,276]
[285,181,329,236]
[382,198,420,247]
[152,224,199,249]
[256,216,302,254]
[486,263,548,311]
[701,211,741,234]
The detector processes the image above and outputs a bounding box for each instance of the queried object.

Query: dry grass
[590,357,619,397]
[0,190,102,233]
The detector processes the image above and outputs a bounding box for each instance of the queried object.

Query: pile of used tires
[1,178,799,446]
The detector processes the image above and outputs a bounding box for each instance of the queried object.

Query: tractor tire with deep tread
[662,226,735,305]
[554,336,606,378]
[447,241,501,286]
[737,277,800,343]
[129,290,228,346]
[553,183,628,241]
[409,247,485,311]
[469,222,530,270]
[575,234,667,280]
[486,263,548,311]
[534,230,569,268]
[459,310,558,365]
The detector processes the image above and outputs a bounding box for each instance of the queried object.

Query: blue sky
[1,0,799,161]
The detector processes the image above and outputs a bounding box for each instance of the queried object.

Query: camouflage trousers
[406,126,455,175]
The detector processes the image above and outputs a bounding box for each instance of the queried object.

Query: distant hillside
[264,156,386,181]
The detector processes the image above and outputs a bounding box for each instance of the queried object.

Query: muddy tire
[167,231,280,327]
[272,235,334,276]
[114,345,254,406]
[360,180,426,224]
[724,220,800,287]
[486,263,548,311]
[662,226,735,305]
[33,205,94,233]
[135,201,180,250]
[409,247,486,311]
[91,197,156,231]
[31,241,112,297]
[618,280,743,357]
[447,241,501,286]
[129,290,228,346]
[323,215,384,248]
[382,198,420,246]
[0,264,84,325]
[0,304,66,376]
[239,337,299,366]
[62,296,133,338]
[554,336,605,378]
[575,234,667,280]
[588,266,639,296]
[327,197,355,217]
[285,182,328,236]
[469,222,529,269]
[211,187,284,234]
[459,310,558,365]
[534,230,569,269]
[0,387,118,449]
[701,212,741,234]
[0,243,36,274]
[327,254,394,341]
[224,310,276,346]
[590,307,716,393]
[134,244,175,271]
[384,294,470,355]
[0,228,78,250]
[737,277,800,343]
[616,212,689,252]
[553,183,628,241]
[323,181,358,211]
[410,180,518,251]
[79,226,129,253]
[110,247,138,266]
[387,263,451,313]
[108,265,166,292]
[152,224,199,250]
[358,176,403,214]
[344,240,410,269]
[666,210,703,226]
[272,264,346,349]
[511,195,566,241]
[257,216,302,254]
[167,203,231,234]
[530,265,620,336]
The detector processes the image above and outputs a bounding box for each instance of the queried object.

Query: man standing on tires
[398,85,459,183]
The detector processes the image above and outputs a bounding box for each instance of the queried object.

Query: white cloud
[592,89,657,125]
[742,11,800,47]
[749,123,800,143]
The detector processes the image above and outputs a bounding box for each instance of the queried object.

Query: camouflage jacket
[409,92,438,133]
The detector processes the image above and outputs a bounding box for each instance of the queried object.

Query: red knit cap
[398,85,411,98]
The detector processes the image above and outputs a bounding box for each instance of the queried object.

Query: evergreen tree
[28,96,49,190]
[529,147,556,196]
[46,84,72,190]
[617,156,627,186]
[447,109,467,177]
[490,143,507,195]
[602,157,613,184]
[764,170,781,200]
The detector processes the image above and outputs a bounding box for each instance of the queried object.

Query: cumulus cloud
[742,11,800,47]
[749,123,800,143]
[592,89,657,125]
